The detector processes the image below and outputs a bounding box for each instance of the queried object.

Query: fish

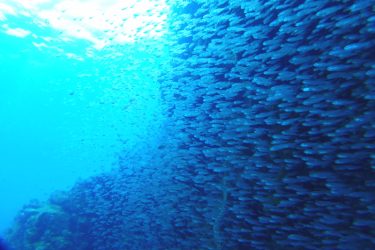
[4,0,375,249]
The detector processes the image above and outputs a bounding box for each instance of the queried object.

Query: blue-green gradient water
[0,0,374,249]
[0,0,166,234]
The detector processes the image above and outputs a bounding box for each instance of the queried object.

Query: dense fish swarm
[6,0,375,249]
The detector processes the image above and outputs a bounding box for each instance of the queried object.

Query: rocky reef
[5,0,375,249]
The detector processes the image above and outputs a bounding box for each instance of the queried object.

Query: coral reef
[5,0,375,249]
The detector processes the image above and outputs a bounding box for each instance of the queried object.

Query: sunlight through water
[0,0,168,233]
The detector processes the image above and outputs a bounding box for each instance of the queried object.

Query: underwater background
[0,0,374,249]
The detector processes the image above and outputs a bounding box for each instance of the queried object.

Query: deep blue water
[0,0,374,249]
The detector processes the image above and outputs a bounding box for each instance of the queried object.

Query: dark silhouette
[0,237,8,250]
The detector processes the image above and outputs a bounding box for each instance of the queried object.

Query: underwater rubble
[5,0,375,249]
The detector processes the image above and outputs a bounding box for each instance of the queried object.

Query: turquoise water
[1,0,375,249]
[0,0,167,233]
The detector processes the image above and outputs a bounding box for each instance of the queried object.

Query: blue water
[0,0,165,234]
[1,0,374,249]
